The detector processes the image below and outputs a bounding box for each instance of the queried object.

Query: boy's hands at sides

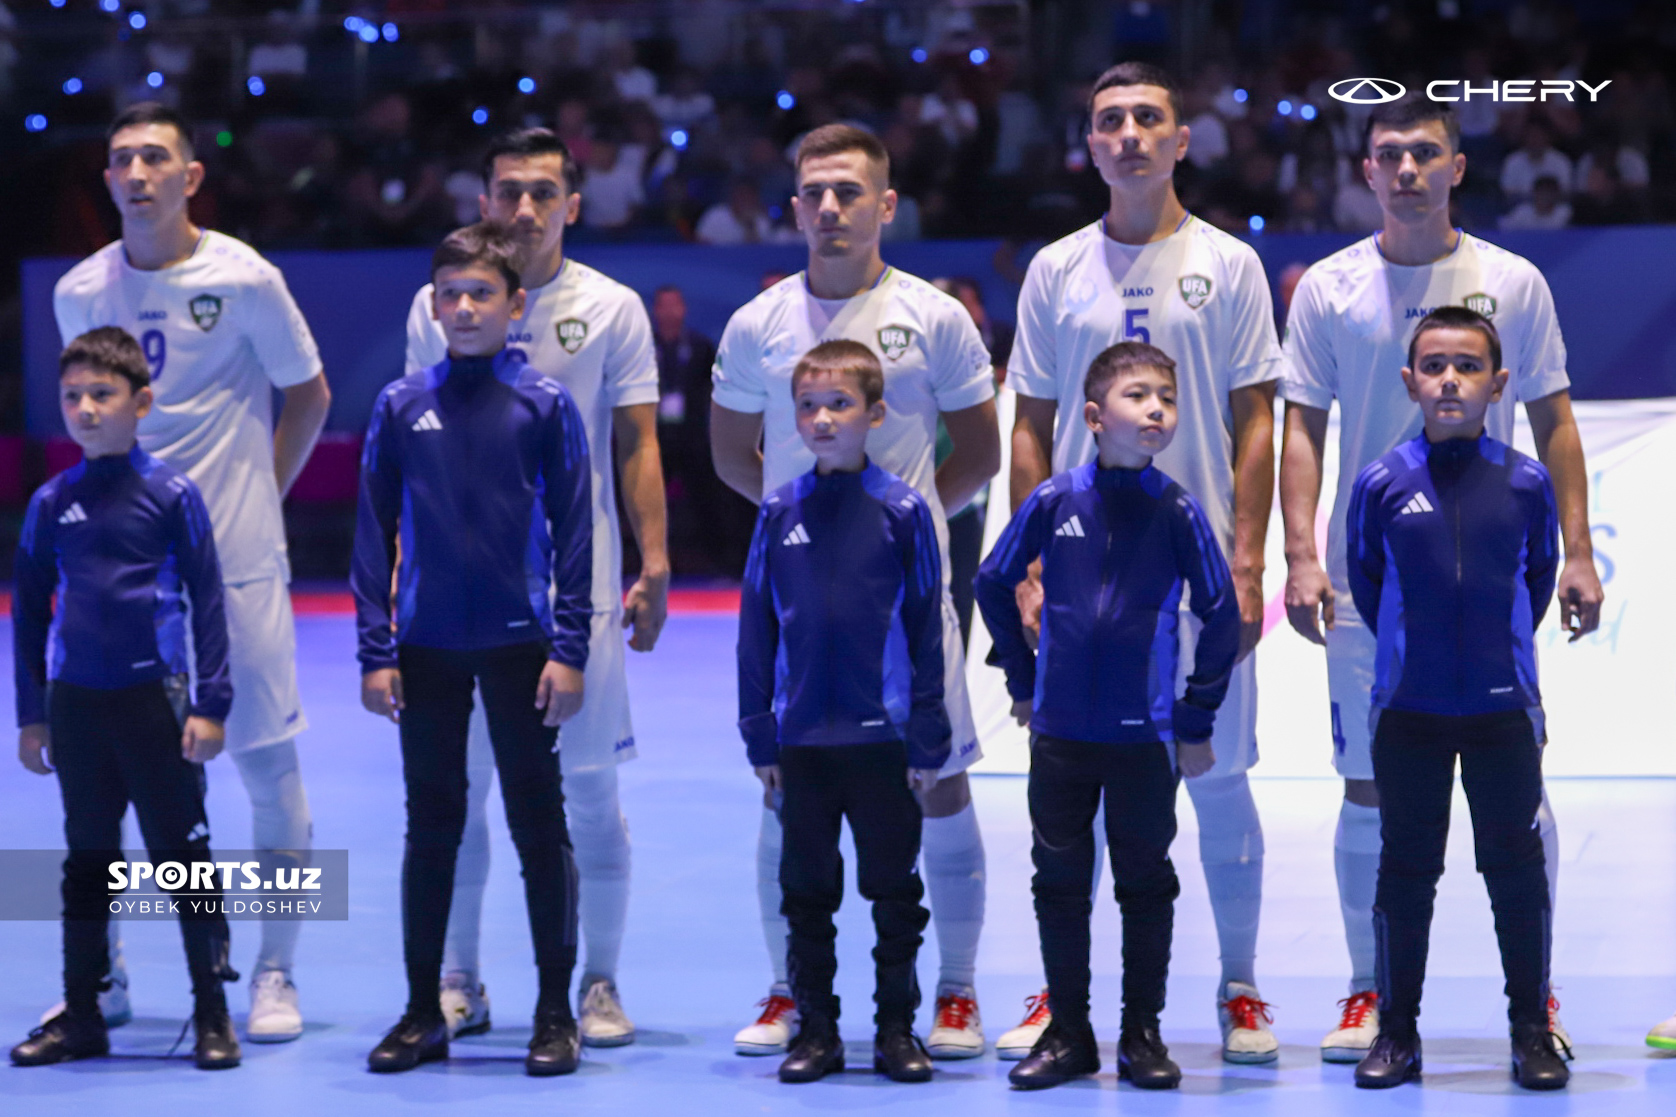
[754,765,782,794]
[1011,699,1032,727]
[18,724,52,775]
[535,661,585,727]
[1016,560,1045,650]
[1177,739,1216,779]
[182,716,225,764]
[907,768,941,796]
[362,668,405,722]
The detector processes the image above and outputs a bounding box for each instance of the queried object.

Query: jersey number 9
[140,329,167,382]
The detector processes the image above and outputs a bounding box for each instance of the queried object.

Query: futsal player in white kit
[998,63,1282,1064]
[52,103,332,1042]
[710,124,1000,1059]
[403,128,668,1047]
[1277,95,1603,1062]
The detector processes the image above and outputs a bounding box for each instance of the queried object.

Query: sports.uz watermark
[0,850,349,920]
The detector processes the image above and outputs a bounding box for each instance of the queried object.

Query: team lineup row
[10,60,1674,1088]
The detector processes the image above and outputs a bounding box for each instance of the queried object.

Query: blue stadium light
[358,24,379,44]
[1249,215,1265,233]
[129,12,146,29]
[26,114,48,132]
[970,47,990,65]
[776,90,795,110]
[99,0,118,11]
[471,107,489,126]
[1278,99,1293,116]
[1300,103,1317,121]
[517,76,537,94]
[247,76,266,97]
[1233,88,1248,103]
[911,48,927,64]
[344,16,364,33]
[50,0,66,8]
[382,23,399,42]
[146,71,164,89]
[670,129,689,149]
[63,78,83,95]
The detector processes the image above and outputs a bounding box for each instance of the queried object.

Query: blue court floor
[1,612,1673,1115]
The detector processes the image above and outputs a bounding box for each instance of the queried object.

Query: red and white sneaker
[1320,990,1379,1064]
[734,985,799,1056]
[996,989,1052,1061]
[925,983,984,1059]
[1548,993,1574,1060]
[1218,981,1279,1064]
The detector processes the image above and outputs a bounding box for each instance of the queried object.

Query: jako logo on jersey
[1122,286,1154,298]
[782,523,811,546]
[877,326,913,361]
[57,502,88,525]
[556,319,589,353]
[188,294,222,332]
[411,409,443,432]
[1399,492,1436,516]
[1463,292,1498,319]
[137,309,167,321]
[1179,275,1213,310]
[1054,514,1086,538]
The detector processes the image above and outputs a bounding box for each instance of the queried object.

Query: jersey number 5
[1124,308,1151,345]
[141,329,167,382]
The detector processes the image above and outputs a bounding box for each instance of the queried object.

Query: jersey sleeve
[895,494,952,770]
[735,501,781,766]
[350,387,404,672]
[1511,268,1571,403]
[927,300,996,412]
[12,488,57,727]
[53,273,95,347]
[1008,249,1061,401]
[1346,464,1390,634]
[404,286,446,376]
[602,289,661,410]
[541,387,595,671]
[1278,267,1338,410]
[1223,245,1285,391]
[244,263,324,389]
[172,480,232,721]
[711,308,768,414]
[973,481,1050,700]
[1170,492,1240,741]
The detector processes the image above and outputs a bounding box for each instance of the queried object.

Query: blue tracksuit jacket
[351,350,593,672]
[13,445,231,725]
[1348,431,1559,717]
[737,462,951,770]
[974,460,1239,745]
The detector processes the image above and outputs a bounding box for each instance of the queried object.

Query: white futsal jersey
[406,258,660,616]
[1280,231,1571,604]
[54,231,323,584]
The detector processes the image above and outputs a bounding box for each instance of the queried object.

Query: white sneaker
[439,971,491,1037]
[1218,981,1279,1064]
[734,985,798,1055]
[1646,1010,1676,1051]
[246,970,304,1043]
[41,951,131,1028]
[1548,993,1575,1060]
[996,989,1052,1061]
[578,974,635,1047]
[925,983,984,1059]
[1320,990,1379,1063]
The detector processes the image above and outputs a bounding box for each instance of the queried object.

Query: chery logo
[1329,77,1611,105]
[1329,78,1407,105]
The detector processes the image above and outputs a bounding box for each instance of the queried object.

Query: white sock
[922,801,986,991]
[1335,799,1382,996]
[443,702,495,979]
[566,766,631,982]
[757,807,789,986]
[231,739,312,975]
[1187,773,1264,989]
[1537,787,1559,912]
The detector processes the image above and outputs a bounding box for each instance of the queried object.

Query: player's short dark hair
[795,124,890,184]
[1363,94,1460,156]
[1089,62,1184,126]
[61,326,150,393]
[652,284,683,299]
[792,339,885,406]
[481,127,580,193]
[1083,341,1177,404]
[1407,306,1502,372]
[431,222,522,293]
[107,101,194,160]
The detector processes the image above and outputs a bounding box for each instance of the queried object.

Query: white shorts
[466,609,636,778]
[1175,610,1258,777]
[221,577,307,753]
[940,593,984,779]
[1325,619,1378,780]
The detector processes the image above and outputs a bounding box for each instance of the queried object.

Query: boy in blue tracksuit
[351,223,594,1077]
[11,327,238,1071]
[1345,307,1568,1092]
[976,341,1240,1091]
[737,340,948,1085]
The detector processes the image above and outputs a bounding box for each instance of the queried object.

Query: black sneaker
[1008,1018,1100,1090]
[779,1021,845,1083]
[526,1010,581,1077]
[1511,1021,1570,1090]
[193,989,241,1070]
[367,1012,449,1073]
[11,1010,109,1066]
[873,1024,932,1083]
[1354,1030,1422,1089]
[1117,1026,1180,1090]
